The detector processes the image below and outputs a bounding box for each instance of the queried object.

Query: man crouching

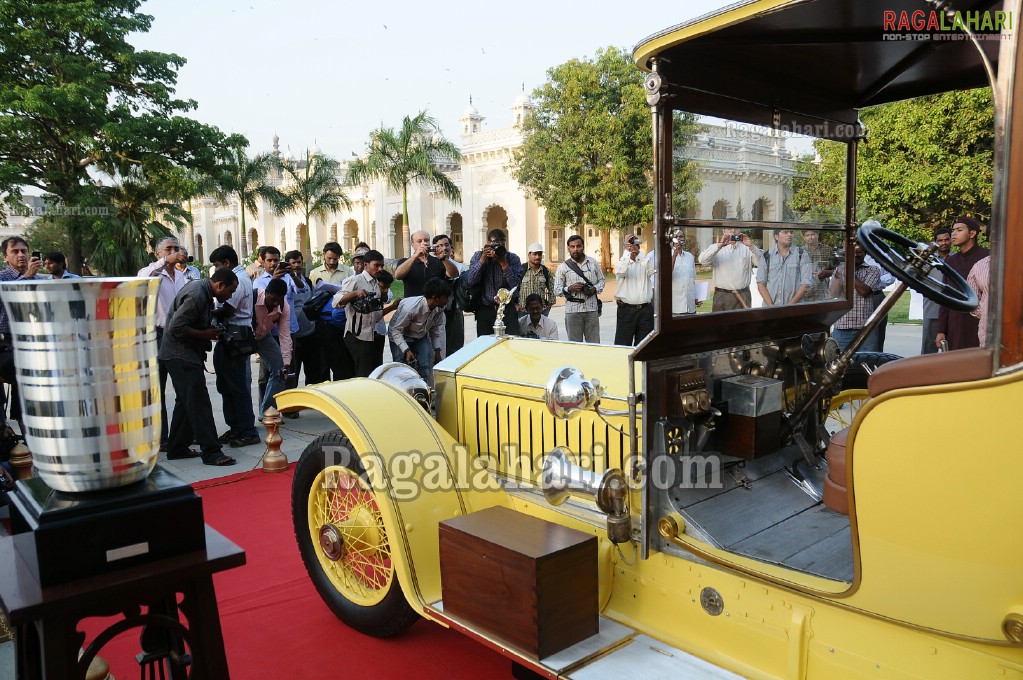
[387,278,451,386]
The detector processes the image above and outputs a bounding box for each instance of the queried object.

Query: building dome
[513,91,532,108]
[462,103,480,118]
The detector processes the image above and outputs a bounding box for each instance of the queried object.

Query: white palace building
[6,93,800,266]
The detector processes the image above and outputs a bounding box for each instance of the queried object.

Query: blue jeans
[213,339,257,437]
[832,327,878,354]
[389,335,435,385]
[257,334,285,418]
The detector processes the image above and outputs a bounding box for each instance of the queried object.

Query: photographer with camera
[388,278,451,387]
[395,230,459,297]
[336,250,395,377]
[159,267,239,467]
[254,278,292,420]
[467,229,523,336]
[253,246,302,399]
[283,250,317,411]
[433,233,466,355]
[554,234,605,343]
[175,247,201,282]
[698,227,763,311]
[209,245,261,448]
[138,236,188,452]
[614,234,655,346]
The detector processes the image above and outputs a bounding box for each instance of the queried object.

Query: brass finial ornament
[260,407,288,473]
[9,441,33,481]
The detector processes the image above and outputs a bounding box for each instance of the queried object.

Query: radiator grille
[461,387,634,485]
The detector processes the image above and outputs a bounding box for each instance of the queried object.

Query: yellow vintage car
[280,0,1023,677]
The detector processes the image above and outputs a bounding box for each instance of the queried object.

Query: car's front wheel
[291,431,419,637]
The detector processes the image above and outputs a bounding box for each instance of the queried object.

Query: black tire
[292,430,419,637]
[840,352,902,391]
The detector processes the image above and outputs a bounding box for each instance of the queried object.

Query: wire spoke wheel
[827,389,870,433]
[309,465,392,606]
[293,431,418,637]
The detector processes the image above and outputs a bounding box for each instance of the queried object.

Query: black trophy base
[9,465,206,588]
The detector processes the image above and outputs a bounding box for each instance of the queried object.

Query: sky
[130,0,734,159]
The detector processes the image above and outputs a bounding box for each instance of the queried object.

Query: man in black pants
[159,268,239,467]
[209,245,260,447]
[466,229,523,336]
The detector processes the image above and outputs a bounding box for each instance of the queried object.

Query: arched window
[712,200,729,220]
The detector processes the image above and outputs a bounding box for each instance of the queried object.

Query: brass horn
[540,447,631,544]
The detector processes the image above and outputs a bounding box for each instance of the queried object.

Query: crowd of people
[0,217,994,468]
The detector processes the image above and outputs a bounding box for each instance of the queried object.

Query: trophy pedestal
[9,465,206,588]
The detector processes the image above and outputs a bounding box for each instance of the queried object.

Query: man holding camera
[253,278,292,419]
[138,236,188,452]
[0,237,41,435]
[614,234,655,346]
[433,233,466,355]
[554,234,605,343]
[209,245,260,448]
[336,249,395,377]
[159,268,239,467]
[467,229,523,336]
[253,246,302,400]
[396,230,459,297]
[698,228,763,311]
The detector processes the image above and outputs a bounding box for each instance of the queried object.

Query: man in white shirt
[335,249,394,377]
[668,238,701,315]
[388,278,451,386]
[138,236,188,451]
[519,294,559,340]
[614,234,654,346]
[698,228,763,311]
[209,245,260,448]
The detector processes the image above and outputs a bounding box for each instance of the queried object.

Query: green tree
[275,150,351,264]
[0,0,238,271]
[24,212,72,260]
[512,46,700,271]
[790,89,994,241]
[211,147,283,258]
[347,110,462,230]
[88,167,190,275]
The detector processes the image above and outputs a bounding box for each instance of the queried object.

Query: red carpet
[82,465,512,679]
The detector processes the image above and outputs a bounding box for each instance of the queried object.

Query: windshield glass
[662,115,850,318]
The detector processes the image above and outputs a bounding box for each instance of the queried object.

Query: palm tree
[88,167,191,275]
[346,110,462,231]
[212,148,283,258]
[275,149,351,264]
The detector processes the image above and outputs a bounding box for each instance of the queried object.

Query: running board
[425,602,742,679]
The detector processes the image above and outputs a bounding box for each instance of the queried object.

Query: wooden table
[0,525,245,679]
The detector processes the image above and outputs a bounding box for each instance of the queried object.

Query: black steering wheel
[857,223,978,313]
